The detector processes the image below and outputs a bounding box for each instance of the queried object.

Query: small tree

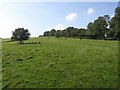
[11,28,31,44]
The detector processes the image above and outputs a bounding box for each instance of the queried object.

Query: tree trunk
[19,40,24,44]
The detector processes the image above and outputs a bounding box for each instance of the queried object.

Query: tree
[43,31,50,36]
[87,15,110,39]
[61,29,67,37]
[110,7,120,39]
[103,15,110,37]
[11,28,31,44]
[66,27,74,37]
[55,30,62,38]
[87,22,95,36]
[94,16,108,39]
[103,15,110,25]
[50,29,56,36]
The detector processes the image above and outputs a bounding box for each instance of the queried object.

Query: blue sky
[0,2,118,38]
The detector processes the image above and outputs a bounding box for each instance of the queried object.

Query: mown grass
[2,37,118,88]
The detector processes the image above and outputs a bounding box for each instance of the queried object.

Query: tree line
[11,6,120,44]
[43,7,120,40]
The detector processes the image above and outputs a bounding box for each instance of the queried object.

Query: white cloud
[45,24,66,31]
[54,24,65,30]
[65,13,77,21]
[88,8,95,14]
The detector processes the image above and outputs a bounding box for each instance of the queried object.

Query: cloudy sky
[0,2,118,38]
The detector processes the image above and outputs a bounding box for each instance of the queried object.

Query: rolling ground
[2,37,118,88]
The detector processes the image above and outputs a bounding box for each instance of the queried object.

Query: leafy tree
[103,15,110,36]
[107,29,115,38]
[87,15,110,39]
[87,22,95,36]
[110,7,120,39]
[103,15,110,25]
[94,16,108,39]
[11,28,31,44]
[66,27,74,37]
[61,29,67,37]
[55,30,62,38]
[43,31,50,36]
[78,28,86,39]
[50,29,56,36]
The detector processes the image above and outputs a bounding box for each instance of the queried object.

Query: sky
[0,2,118,38]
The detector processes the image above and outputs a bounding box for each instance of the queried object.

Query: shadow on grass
[16,42,41,45]
[2,40,42,45]
[2,41,12,43]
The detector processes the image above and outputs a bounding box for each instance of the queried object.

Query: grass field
[2,37,118,88]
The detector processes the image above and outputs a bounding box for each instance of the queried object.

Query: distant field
[2,37,118,88]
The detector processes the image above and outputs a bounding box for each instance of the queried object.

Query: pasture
[2,37,118,88]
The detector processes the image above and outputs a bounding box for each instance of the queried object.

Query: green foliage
[43,27,87,39]
[43,31,50,36]
[11,28,31,44]
[43,6,120,40]
[50,29,56,36]
[55,30,62,38]
[2,37,118,88]
[94,16,108,39]
[87,15,110,39]
[109,7,120,39]
[87,22,95,35]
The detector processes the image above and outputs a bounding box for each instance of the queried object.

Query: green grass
[0,39,2,90]
[2,37,118,88]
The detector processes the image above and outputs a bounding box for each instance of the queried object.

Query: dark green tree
[94,16,108,39]
[103,15,110,37]
[43,31,50,36]
[78,28,86,39]
[110,7,120,39]
[50,29,56,36]
[61,29,67,37]
[55,30,62,38]
[11,28,31,44]
[66,27,74,37]
[87,22,95,36]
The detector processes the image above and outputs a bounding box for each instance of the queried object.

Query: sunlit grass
[2,37,118,88]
